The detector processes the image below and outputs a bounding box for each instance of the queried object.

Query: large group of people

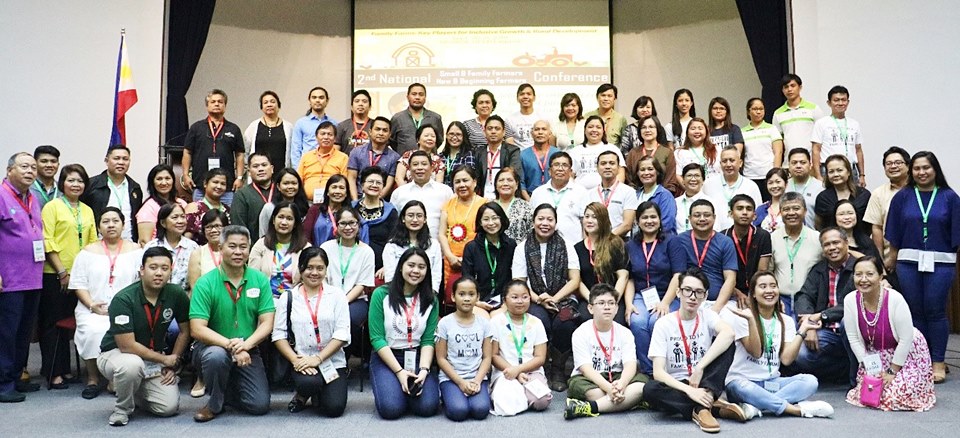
[0,75,956,433]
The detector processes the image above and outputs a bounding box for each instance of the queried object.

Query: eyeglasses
[679,286,707,299]
[338,220,359,228]
[364,180,384,186]
[204,224,223,230]
[884,160,905,167]
[551,163,571,169]
[591,300,617,308]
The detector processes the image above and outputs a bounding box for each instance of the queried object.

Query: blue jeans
[629,296,680,375]
[897,261,955,362]
[192,189,234,207]
[791,326,857,386]
[780,295,795,318]
[439,380,490,421]
[370,349,440,419]
[725,374,818,415]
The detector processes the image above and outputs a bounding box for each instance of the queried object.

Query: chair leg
[48,330,61,389]
[359,323,366,393]
[72,338,81,378]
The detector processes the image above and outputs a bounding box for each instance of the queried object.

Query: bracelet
[394,368,404,374]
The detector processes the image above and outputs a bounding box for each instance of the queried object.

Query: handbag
[556,299,580,322]
[860,374,882,408]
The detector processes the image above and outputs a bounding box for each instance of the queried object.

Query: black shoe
[15,381,40,393]
[288,394,308,413]
[81,384,101,399]
[0,391,26,403]
[48,381,69,390]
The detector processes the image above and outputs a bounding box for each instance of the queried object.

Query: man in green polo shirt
[189,225,275,422]
[98,247,191,427]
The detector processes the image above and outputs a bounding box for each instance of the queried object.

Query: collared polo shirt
[189,267,275,339]
[101,282,190,352]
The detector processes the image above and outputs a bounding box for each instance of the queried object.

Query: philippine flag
[110,33,138,146]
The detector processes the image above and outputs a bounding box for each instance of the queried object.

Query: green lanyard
[107,178,126,207]
[507,314,527,364]
[410,112,423,129]
[201,197,223,212]
[784,233,805,284]
[337,239,358,288]
[722,176,744,202]
[483,238,499,292]
[762,316,777,374]
[61,197,83,246]
[33,180,59,203]
[831,116,849,157]
[549,187,568,208]
[914,186,939,244]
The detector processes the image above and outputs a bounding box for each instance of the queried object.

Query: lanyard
[549,186,568,208]
[252,183,274,204]
[507,314,527,364]
[676,312,700,376]
[691,147,707,166]
[831,116,849,156]
[61,197,84,246]
[788,179,809,196]
[143,303,163,351]
[784,233,805,283]
[106,178,126,209]
[641,240,658,288]
[404,294,420,348]
[224,277,244,329]
[314,150,332,174]
[337,239,358,288]
[483,238,499,292]
[691,232,715,268]
[369,149,384,168]
[592,322,616,382]
[721,176,744,202]
[33,180,59,203]
[533,147,550,184]
[597,181,618,208]
[732,226,754,269]
[410,111,423,129]
[914,186,939,243]
[102,240,121,287]
[444,153,457,174]
[208,116,224,154]
[352,118,370,139]
[209,245,222,267]
[487,147,501,181]
[201,197,223,212]
[327,210,339,237]
[302,286,325,346]
[762,316,776,374]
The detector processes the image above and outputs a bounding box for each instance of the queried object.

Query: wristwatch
[884,367,896,375]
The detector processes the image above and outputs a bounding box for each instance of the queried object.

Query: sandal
[81,384,101,399]
[287,394,308,413]
[933,362,946,384]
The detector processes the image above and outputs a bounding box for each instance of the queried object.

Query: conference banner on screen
[354,26,611,124]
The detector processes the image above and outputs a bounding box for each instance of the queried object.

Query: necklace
[858,289,884,327]
[263,117,281,137]
[358,199,383,220]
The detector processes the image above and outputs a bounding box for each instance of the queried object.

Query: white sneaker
[798,400,834,418]
[740,403,762,420]
[108,411,129,426]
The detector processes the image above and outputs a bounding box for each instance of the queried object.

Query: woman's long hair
[264,200,308,254]
[748,271,786,358]
[584,202,624,282]
[670,88,696,140]
[386,247,434,315]
[388,201,432,249]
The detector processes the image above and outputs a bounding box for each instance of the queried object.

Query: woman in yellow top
[40,164,98,389]
[438,165,483,305]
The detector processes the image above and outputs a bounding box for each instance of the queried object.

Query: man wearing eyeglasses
[529,152,588,243]
[863,146,910,275]
[769,192,823,317]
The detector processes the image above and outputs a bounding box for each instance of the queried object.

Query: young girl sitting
[435,276,493,421]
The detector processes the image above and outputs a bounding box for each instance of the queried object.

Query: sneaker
[108,411,129,427]
[692,408,720,433]
[712,399,747,422]
[563,398,598,420]
[740,403,761,420]
[798,400,834,418]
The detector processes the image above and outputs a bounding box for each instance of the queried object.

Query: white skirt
[74,306,110,360]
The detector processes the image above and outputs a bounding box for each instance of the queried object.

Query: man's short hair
[819,226,848,242]
[206,88,228,104]
[882,146,910,166]
[315,121,337,136]
[589,283,618,304]
[33,145,60,160]
[407,83,426,94]
[690,198,715,214]
[106,145,131,158]
[827,85,849,101]
[596,83,617,98]
[248,152,271,165]
[780,74,802,87]
[372,116,392,128]
[787,147,811,161]
[780,192,806,209]
[548,151,572,167]
[352,89,371,102]
[517,83,535,96]
[728,194,755,210]
[485,115,505,128]
[142,246,173,265]
[221,224,251,244]
[596,150,620,165]
[7,152,32,170]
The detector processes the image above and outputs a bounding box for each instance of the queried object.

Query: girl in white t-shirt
[435,277,493,421]
[489,280,552,416]
[724,271,834,419]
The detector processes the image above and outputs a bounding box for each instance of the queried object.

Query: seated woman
[753,168,789,233]
[136,164,187,245]
[439,165,483,303]
[354,166,398,280]
[834,199,880,259]
[642,268,744,433]
[814,154,871,231]
[394,124,446,186]
[368,247,441,419]
[634,153,678,237]
[321,206,375,361]
[144,203,198,290]
[724,271,834,419]
[462,202,516,317]
[844,256,935,412]
[511,203,581,392]
[624,201,686,375]
[272,247,350,417]
[184,168,231,245]
[492,167,531,243]
[575,202,628,324]
[489,280,552,416]
[69,207,143,399]
[259,168,310,238]
[302,175,349,247]
[436,277,493,421]
[382,201,442,293]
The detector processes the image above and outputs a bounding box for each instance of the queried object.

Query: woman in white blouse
[273,246,350,416]
[69,207,143,399]
[143,203,198,290]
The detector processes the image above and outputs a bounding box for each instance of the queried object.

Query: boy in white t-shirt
[642,269,743,433]
[563,284,648,420]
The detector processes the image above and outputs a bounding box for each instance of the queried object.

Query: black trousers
[642,345,735,420]
[38,274,77,379]
[291,368,349,417]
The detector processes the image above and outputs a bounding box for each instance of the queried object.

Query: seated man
[190,225,276,422]
[564,284,647,420]
[97,247,191,426]
[791,227,858,386]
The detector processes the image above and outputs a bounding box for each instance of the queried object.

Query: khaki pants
[97,349,179,416]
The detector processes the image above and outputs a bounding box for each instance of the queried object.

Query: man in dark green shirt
[230,152,276,238]
[97,247,191,426]
[190,225,275,422]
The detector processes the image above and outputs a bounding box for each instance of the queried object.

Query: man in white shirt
[772,74,823,153]
[675,163,725,233]
[390,150,453,240]
[811,85,865,187]
[586,151,637,236]
[506,84,547,150]
[784,148,823,229]
[703,146,763,231]
[529,152,588,243]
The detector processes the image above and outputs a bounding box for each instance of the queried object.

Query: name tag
[641,286,659,311]
[403,349,417,372]
[208,158,221,170]
[143,360,163,379]
[319,359,339,383]
[33,240,45,262]
[246,288,260,298]
[918,251,935,273]
[313,188,325,204]
[863,353,883,376]
[523,378,551,399]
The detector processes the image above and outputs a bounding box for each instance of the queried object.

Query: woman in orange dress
[438,165,483,305]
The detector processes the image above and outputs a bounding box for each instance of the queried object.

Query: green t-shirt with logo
[189,267,276,339]
[101,282,190,352]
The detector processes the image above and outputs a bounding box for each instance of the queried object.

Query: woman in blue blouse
[634,155,677,236]
[623,201,686,374]
[885,151,960,383]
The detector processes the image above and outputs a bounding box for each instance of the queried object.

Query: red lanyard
[209,246,222,267]
[143,303,163,351]
[102,240,121,286]
[368,150,383,168]
[2,182,37,230]
[404,295,420,348]
[641,240,658,288]
[592,322,615,382]
[352,118,370,140]
[224,279,244,328]
[597,181,618,208]
[732,226,754,267]
[676,311,700,376]
[327,210,338,237]
[487,147,501,180]
[302,286,325,346]
[252,183,274,204]
[691,232,714,268]
[208,117,224,154]
[534,148,549,184]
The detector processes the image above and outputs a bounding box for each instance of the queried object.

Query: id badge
[33,240,45,262]
[313,188,325,204]
[143,360,163,379]
[403,349,417,372]
[918,251,935,273]
[640,286,659,311]
[208,158,221,170]
[863,353,883,376]
[319,359,339,383]
[763,380,780,392]
[523,378,551,399]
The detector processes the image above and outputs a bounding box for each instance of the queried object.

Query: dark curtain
[735,0,789,122]
[165,0,216,144]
